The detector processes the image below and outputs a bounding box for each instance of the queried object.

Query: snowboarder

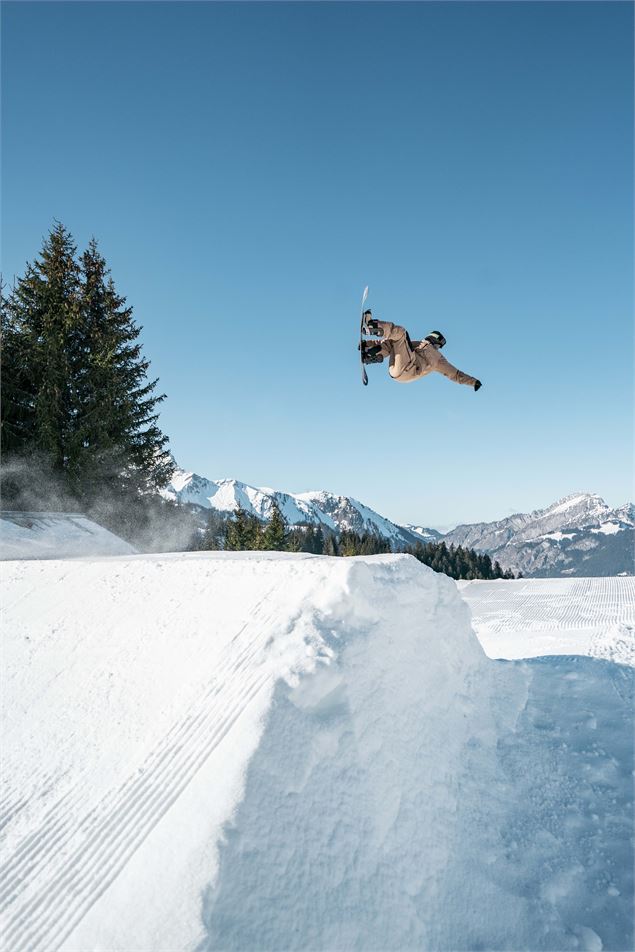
[360,312,482,390]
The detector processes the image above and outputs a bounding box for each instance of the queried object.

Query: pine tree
[198,508,226,551]
[1,224,173,515]
[311,526,324,554]
[322,532,338,556]
[225,507,263,550]
[1,279,32,458]
[338,531,357,557]
[74,238,173,500]
[225,507,249,550]
[286,524,324,554]
[286,531,303,553]
[3,224,81,473]
[262,502,288,550]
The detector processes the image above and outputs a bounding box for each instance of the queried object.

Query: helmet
[425,330,446,348]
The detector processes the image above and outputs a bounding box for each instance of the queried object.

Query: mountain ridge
[162,469,439,548]
[444,492,635,577]
[163,469,633,576]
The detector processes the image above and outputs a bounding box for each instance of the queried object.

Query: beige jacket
[378,322,477,387]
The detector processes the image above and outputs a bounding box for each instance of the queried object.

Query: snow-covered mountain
[444,493,635,577]
[403,523,443,544]
[164,470,632,576]
[162,468,431,548]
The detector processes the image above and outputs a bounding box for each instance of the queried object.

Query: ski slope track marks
[461,577,635,665]
[1,553,633,951]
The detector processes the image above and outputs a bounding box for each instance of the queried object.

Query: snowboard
[359,285,370,386]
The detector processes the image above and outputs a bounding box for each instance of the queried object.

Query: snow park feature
[0,511,136,560]
[2,552,633,952]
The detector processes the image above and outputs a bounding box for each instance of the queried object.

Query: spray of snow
[0,512,136,560]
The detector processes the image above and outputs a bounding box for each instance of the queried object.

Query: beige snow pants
[377,322,419,381]
[375,321,478,387]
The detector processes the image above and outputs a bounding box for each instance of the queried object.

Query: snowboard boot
[362,310,383,337]
[359,340,384,364]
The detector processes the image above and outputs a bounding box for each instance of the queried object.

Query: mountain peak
[163,466,633,576]
[444,491,633,577]
[547,491,605,511]
[163,468,429,547]
[542,493,610,526]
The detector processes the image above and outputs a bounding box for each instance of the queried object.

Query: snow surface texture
[460,577,635,666]
[0,511,135,560]
[2,554,633,952]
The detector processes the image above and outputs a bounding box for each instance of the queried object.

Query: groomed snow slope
[0,511,136,560]
[460,577,635,666]
[2,554,633,952]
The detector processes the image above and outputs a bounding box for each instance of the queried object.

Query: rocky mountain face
[162,469,431,549]
[164,469,633,577]
[443,494,635,577]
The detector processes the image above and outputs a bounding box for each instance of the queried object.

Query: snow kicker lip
[2,554,633,952]
[0,554,395,951]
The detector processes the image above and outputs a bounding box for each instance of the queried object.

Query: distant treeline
[403,539,517,580]
[192,504,518,580]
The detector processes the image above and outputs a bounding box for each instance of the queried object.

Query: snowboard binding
[362,310,383,337]
[359,340,384,365]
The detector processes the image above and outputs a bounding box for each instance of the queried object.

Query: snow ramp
[0,511,136,560]
[1,553,632,951]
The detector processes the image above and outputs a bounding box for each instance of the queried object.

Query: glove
[474,380,482,391]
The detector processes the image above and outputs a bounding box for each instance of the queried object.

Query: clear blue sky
[2,2,633,528]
